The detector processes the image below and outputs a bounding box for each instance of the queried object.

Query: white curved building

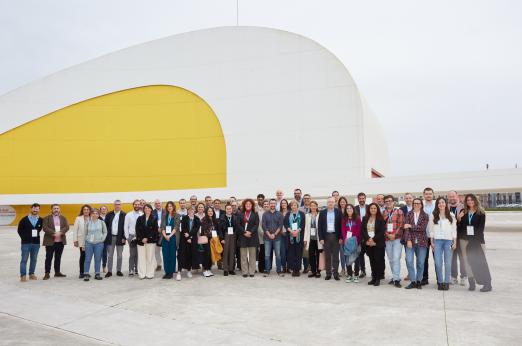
[0,26,389,206]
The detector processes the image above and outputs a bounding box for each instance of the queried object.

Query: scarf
[289,212,302,244]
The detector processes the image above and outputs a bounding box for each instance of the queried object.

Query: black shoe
[105,272,112,278]
[437,283,443,291]
[368,278,376,285]
[308,272,316,278]
[242,274,248,278]
[116,271,123,277]
[79,273,85,279]
[380,274,385,280]
[421,279,429,286]
[325,275,332,281]
[359,272,366,279]
[469,277,476,291]
[229,271,236,275]
[405,282,417,289]
[249,275,254,278]
[162,274,169,279]
[55,272,66,278]
[374,279,380,286]
[95,274,102,280]
[480,283,492,292]
[444,283,449,291]
[224,271,229,276]
[83,274,90,282]
[394,280,402,288]
[388,279,394,285]
[416,281,422,289]
[315,272,321,278]
[303,268,309,274]
[333,274,340,281]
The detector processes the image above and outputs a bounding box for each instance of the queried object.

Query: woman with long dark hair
[341,204,361,283]
[160,201,178,279]
[279,199,290,273]
[177,207,200,280]
[457,194,492,292]
[135,204,159,279]
[200,207,219,277]
[238,199,259,277]
[72,204,92,279]
[338,197,349,276]
[361,203,386,286]
[403,198,429,289]
[428,197,457,291]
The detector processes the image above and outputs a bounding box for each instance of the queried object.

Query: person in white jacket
[304,201,323,278]
[72,205,92,279]
[428,197,457,291]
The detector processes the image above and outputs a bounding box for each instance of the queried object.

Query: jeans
[84,242,104,274]
[405,245,427,282]
[434,239,453,284]
[162,236,177,274]
[264,238,281,272]
[385,238,402,281]
[45,242,64,274]
[20,243,39,276]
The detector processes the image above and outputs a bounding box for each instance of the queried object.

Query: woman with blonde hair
[83,208,108,281]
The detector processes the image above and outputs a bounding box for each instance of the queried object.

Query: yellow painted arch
[0,85,226,194]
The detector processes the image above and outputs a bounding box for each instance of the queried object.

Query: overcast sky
[1,0,521,177]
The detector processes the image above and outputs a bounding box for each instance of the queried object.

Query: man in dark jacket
[104,200,126,277]
[318,197,343,281]
[17,203,43,282]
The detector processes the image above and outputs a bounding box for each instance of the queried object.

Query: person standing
[448,190,466,285]
[293,188,304,208]
[337,197,348,277]
[152,199,164,272]
[382,195,405,288]
[83,208,108,281]
[279,199,290,273]
[17,203,43,282]
[428,197,457,291]
[177,208,200,280]
[361,203,386,286]
[99,205,109,273]
[221,204,237,276]
[160,201,178,279]
[135,204,159,279]
[189,195,198,211]
[262,199,284,276]
[318,197,343,281]
[257,200,269,274]
[422,187,436,285]
[72,205,91,279]
[375,194,385,213]
[200,207,218,277]
[42,204,69,280]
[104,200,126,278]
[403,198,429,289]
[284,201,306,277]
[457,194,492,292]
[124,200,142,276]
[300,194,311,214]
[275,190,284,211]
[400,193,414,282]
[304,201,322,278]
[178,198,189,216]
[355,192,369,278]
[238,199,259,277]
[341,204,362,283]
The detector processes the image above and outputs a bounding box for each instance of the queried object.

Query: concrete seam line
[442,291,450,346]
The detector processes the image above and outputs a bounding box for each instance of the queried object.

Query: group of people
[17,187,492,292]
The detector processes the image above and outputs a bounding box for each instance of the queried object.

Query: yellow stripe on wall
[0,85,226,194]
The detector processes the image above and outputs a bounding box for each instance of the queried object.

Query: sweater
[428,213,457,240]
[17,215,43,244]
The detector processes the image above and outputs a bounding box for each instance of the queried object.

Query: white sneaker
[203,271,211,277]
[346,276,353,283]
[187,271,193,278]
[460,277,467,286]
[451,277,458,285]
[208,270,214,277]
[353,276,359,283]
[176,272,181,281]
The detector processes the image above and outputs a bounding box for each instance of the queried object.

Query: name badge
[291,223,298,231]
[54,226,60,233]
[32,229,38,237]
[467,226,474,236]
[387,223,393,233]
[166,226,172,235]
[212,230,218,238]
[327,222,334,231]
[368,231,375,238]
[346,231,352,239]
[227,227,234,235]
[244,224,248,231]
[157,220,161,227]
[415,237,418,244]
[310,228,316,236]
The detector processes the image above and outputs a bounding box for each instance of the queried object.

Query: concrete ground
[1,213,521,345]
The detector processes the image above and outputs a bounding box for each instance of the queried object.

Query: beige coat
[304,213,323,251]
[72,216,89,248]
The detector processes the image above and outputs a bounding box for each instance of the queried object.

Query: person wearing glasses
[403,198,429,289]
[135,204,159,279]
[83,208,108,281]
[382,195,405,288]
[361,203,386,286]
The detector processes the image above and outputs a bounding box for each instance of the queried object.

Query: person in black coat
[361,203,386,286]
[103,201,126,277]
[355,192,370,278]
[135,204,159,279]
[284,201,306,276]
[17,203,43,281]
[457,194,492,292]
[237,199,259,277]
[200,207,222,277]
[178,208,200,278]
[318,197,343,280]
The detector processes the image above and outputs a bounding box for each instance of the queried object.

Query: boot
[468,277,476,291]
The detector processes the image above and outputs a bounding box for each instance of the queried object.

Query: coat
[135,215,159,246]
[42,214,70,246]
[361,217,386,248]
[237,210,259,248]
[104,210,127,246]
[72,216,88,248]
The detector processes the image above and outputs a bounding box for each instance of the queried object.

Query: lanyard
[227,216,232,226]
[346,220,353,231]
[468,212,474,224]
[244,211,251,225]
[387,211,393,224]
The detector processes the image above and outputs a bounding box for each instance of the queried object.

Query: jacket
[160,213,181,247]
[72,216,89,248]
[17,215,43,244]
[318,208,342,241]
[361,217,386,248]
[457,211,486,244]
[237,211,259,248]
[104,210,127,245]
[84,219,108,244]
[135,215,159,246]
[303,213,323,251]
[42,214,70,246]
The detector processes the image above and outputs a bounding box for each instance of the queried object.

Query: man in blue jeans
[262,199,284,276]
[17,203,43,282]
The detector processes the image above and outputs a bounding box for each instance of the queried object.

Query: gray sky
[1,0,521,176]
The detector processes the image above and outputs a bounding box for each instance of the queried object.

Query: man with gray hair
[448,190,466,285]
[152,199,165,271]
[104,200,126,277]
[318,197,343,281]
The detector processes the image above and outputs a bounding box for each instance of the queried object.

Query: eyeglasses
[413,202,422,205]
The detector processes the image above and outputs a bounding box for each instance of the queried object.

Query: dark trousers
[200,243,212,270]
[451,238,466,279]
[287,241,303,272]
[223,234,236,271]
[324,234,340,275]
[79,248,85,274]
[258,244,265,273]
[367,246,385,280]
[358,247,366,273]
[45,242,64,274]
[102,243,107,268]
[235,245,241,270]
[308,239,320,273]
[347,256,360,276]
